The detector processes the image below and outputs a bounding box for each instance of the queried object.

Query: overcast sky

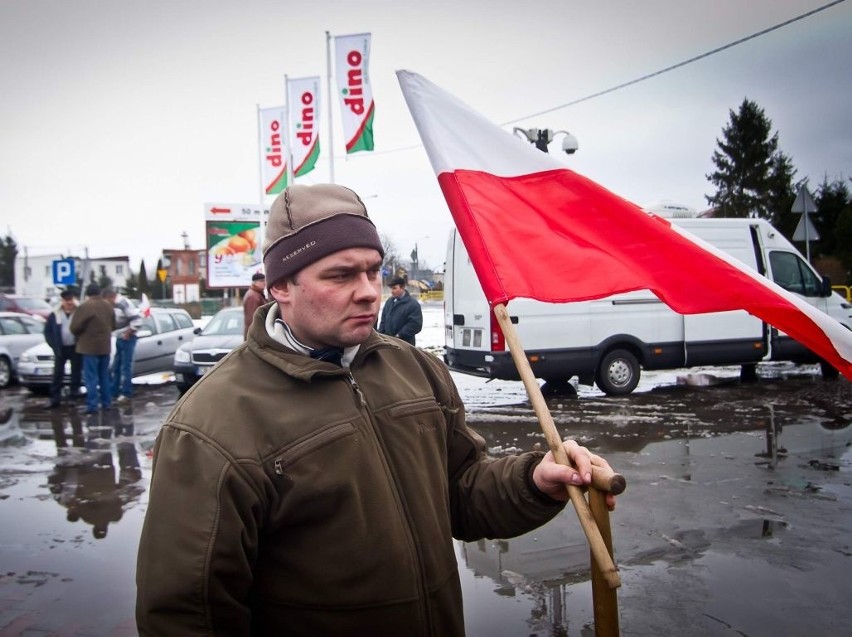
[1,0,850,274]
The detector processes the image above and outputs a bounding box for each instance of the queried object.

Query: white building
[15,252,131,300]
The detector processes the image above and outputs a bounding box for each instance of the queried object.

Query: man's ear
[267,279,291,304]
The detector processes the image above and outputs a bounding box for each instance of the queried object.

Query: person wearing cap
[70,284,115,414]
[44,288,82,408]
[378,275,424,345]
[102,286,143,403]
[136,183,614,636]
[242,271,267,339]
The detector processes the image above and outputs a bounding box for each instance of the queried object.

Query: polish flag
[396,70,852,380]
[139,293,152,319]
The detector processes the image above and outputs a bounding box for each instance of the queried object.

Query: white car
[0,311,47,388]
[16,307,196,393]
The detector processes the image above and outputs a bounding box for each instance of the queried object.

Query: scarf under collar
[263,303,359,368]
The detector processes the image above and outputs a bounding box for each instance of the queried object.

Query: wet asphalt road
[0,370,850,636]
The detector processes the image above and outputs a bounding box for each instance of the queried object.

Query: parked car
[173,307,244,395]
[0,294,52,320]
[0,311,48,388]
[16,307,197,394]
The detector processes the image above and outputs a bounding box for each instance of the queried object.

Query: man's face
[60,296,76,312]
[252,279,266,292]
[269,247,382,349]
[390,284,404,298]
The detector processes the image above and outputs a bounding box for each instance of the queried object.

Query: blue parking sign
[52,258,76,285]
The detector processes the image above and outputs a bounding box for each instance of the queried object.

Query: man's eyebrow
[321,261,382,275]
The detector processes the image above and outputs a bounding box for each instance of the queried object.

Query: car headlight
[19,352,36,363]
[174,349,191,364]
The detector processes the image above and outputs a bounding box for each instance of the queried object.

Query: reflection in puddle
[21,406,145,539]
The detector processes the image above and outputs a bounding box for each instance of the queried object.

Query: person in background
[136,183,615,636]
[70,284,115,415]
[44,288,82,408]
[103,287,142,403]
[378,276,423,345]
[242,271,267,338]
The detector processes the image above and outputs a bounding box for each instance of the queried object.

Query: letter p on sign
[52,258,76,285]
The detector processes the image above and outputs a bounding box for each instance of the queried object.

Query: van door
[766,249,830,360]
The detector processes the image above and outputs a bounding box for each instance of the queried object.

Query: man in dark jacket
[70,284,115,414]
[378,276,423,345]
[44,288,82,408]
[136,183,615,636]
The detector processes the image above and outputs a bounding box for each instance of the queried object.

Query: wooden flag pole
[493,303,622,590]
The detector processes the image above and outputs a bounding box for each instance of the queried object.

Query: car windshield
[16,297,51,310]
[202,310,243,336]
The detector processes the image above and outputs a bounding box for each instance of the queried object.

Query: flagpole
[493,303,622,590]
[326,30,335,184]
[284,74,294,185]
[256,103,266,207]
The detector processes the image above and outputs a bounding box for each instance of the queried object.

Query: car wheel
[595,348,640,395]
[0,356,11,389]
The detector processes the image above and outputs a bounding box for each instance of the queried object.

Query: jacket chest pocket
[272,421,357,476]
[385,398,447,446]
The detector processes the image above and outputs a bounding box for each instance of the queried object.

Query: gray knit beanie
[262,184,384,285]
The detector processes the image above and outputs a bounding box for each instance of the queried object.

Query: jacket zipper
[346,370,434,637]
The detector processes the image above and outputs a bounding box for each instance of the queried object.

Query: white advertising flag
[287,76,321,177]
[334,33,374,154]
[259,106,287,194]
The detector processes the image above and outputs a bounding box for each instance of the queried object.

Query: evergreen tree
[765,152,797,233]
[706,99,794,219]
[835,196,852,284]
[124,271,140,298]
[0,234,17,289]
[138,260,150,296]
[813,177,850,257]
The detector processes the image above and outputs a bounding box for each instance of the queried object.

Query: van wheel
[819,360,839,380]
[595,349,639,395]
[541,378,578,398]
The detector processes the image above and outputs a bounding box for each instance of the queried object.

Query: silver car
[0,311,47,388]
[16,307,197,393]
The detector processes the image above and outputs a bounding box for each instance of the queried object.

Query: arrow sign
[791,185,817,214]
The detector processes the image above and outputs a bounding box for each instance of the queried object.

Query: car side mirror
[194,327,202,335]
[137,328,153,338]
[821,275,832,297]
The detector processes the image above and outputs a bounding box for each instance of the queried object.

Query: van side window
[769,251,821,297]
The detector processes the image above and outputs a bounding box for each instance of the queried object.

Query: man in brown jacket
[242,271,267,339]
[136,184,614,636]
[70,284,115,414]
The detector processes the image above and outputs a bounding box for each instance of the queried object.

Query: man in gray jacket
[136,183,614,636]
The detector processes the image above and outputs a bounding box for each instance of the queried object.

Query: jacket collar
[247,303,400,382]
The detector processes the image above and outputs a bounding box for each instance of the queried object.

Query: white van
[443,212,852,395]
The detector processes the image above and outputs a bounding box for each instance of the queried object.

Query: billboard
[204,203,267,288]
